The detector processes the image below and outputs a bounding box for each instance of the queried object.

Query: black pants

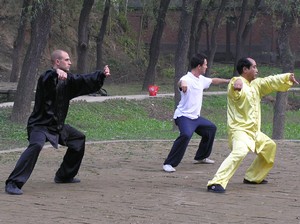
[6,124,85,189]
[164,116,216,167]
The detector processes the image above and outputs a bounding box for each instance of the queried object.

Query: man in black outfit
[5,49,110,195]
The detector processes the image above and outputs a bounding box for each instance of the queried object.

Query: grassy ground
[1,93,300,151]
[1,63,300,151]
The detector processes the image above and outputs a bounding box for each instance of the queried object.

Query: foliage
[117,35,138,59]
[264,0,300,14]
[264,0,300,28]
[210,63,234,78]
[156,53,175,79]
[116,12,129,32]
[160,67,175,79]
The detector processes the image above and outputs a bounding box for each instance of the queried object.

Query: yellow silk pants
[207,131,276,189]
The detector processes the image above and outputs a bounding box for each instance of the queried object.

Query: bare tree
[234,0,248,67]
[188,0,202,63]
[195,19,205,54]
[194,1,214,57]
[77,0,94,73]
[10,0,32,82]
[225,16,236,62]
[206,0,229,76]
[174,0,195,107]
[136,3,146,62]
[142,0,171,91]
[11,0,54,124]
[233,0,262,75]
[272,0,296,139]
[96,0,111,70]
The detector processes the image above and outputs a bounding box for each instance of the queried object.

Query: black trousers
[6,124,85,189]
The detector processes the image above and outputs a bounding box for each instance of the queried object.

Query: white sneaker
[163,164,176,172]
[194,158,215,164]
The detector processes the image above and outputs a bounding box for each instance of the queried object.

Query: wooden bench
[0,82,18,102]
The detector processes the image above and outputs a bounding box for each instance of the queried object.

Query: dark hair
[190,53,207,69]
[236,57,252,75]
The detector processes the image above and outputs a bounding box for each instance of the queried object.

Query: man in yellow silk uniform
[207,57,298,193]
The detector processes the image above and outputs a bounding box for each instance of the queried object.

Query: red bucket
[148,85,159,96]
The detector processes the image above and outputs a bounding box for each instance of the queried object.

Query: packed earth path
[0,139,300,224]
[1,93,300,223]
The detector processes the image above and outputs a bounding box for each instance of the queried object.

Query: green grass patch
[0,108,28,149]
[2,94,300,151]
[66,98,177,141]
[1,63,300,150]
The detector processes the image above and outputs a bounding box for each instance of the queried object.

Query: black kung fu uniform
[6,69,106,189]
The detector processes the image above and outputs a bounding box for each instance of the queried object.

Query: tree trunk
[136,13,144,62]
[272,4,295,139]
[188,0,202,63]
[233,0,261,75]
[10,0,53,124]
[234,0,247,73]
[273,92,289,139]
[206,0,228,76]
[225,16,236,62]
[195,19,205,55]
[77,0,94,74]
[96,0,111,70]
[10,0,32,82]
[142,0,171,91]
[241,0,261,49]
[197,0,214,55]
[174,0,195,107]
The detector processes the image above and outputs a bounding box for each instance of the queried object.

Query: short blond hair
[50,50,66,64]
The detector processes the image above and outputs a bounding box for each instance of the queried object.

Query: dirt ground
[0,139,299,224]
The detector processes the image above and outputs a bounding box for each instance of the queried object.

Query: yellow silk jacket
[227,73,293,151]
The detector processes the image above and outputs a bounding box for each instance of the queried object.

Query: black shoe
[207,184,226,193]
[54,176,81,184]
[5,182,23,195]
[243,179,268,184]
